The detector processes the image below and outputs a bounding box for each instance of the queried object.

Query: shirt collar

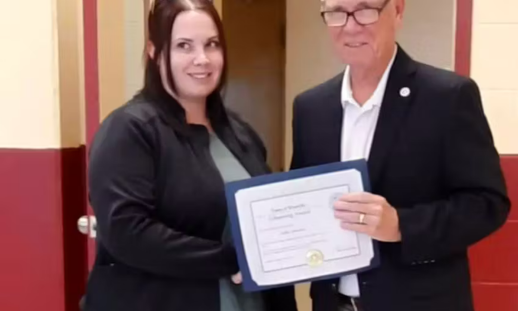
[341,44,398,109]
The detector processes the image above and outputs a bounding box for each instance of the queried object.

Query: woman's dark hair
[141,0,229,131]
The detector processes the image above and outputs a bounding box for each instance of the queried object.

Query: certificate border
[249,184,359,274]
[224,159,380,292]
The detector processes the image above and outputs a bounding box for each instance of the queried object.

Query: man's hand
[333,192,401,242]
[231,272,242,284]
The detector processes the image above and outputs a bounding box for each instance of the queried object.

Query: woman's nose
[193,51,210,65]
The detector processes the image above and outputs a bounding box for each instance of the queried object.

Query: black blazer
[83,93,297,311]
[290,47,510,311]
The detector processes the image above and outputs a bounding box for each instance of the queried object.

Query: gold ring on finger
[358,213,366,224]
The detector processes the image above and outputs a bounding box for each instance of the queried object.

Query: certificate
[225,159,379,292]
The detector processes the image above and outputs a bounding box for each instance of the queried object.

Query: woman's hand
[231,272,242,284]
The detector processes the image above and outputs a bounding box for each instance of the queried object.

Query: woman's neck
[183,100,207,123]
[162,83,212,130]
[178,96,212,131]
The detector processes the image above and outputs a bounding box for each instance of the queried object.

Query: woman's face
[164,10,223,101]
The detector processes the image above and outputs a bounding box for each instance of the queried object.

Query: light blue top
[209,133,265,311]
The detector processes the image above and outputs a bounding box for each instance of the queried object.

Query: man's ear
[147,41,156,59]
[394,0,405,29]
[395,0,405,21]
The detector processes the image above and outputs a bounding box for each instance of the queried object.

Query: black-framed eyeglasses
[321,0,391,27]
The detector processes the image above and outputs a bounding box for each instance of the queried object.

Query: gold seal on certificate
[306,249,324,267]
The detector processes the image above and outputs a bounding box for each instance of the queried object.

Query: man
[289,0,510,311]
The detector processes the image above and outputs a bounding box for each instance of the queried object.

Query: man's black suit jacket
[290,47,510,311]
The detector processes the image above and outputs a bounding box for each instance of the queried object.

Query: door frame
[83,0,100,268]
[454,0,473,76]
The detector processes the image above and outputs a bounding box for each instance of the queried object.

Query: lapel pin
[400,87,411,97]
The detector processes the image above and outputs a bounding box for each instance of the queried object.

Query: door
[222,0,287,172]
[79,0,102,270]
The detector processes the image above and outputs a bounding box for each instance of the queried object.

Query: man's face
[321,0,404,67]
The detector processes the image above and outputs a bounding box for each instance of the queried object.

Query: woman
[82,0,297,311]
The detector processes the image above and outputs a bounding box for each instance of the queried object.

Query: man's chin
[340,50,372,65]
[342,58,373,68]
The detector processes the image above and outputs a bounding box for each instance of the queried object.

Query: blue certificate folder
[224,159,380,292]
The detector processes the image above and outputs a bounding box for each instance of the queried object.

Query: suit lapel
[321,75,344,164]
[368,47,417,190]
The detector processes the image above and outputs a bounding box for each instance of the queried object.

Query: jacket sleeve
[88,111,238,279]
[397,78,510,264]
[290,95,304,170]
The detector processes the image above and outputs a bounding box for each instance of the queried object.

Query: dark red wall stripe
[455,0,473,77]
[469,157,518,283]
[469,157,518,311]
[0,148,88,311]
[0,150,67,311]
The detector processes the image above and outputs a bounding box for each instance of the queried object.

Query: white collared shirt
[338,45,397,297]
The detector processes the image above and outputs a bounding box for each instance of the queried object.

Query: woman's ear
[147,41,156,59]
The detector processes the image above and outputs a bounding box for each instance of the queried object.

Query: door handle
[77,215,97,238]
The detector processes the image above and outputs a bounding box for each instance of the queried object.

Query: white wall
[471,0,518,154]
[397,0,455,71]
[0,0,62,148]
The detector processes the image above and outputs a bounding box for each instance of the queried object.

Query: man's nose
[342,15,364,33]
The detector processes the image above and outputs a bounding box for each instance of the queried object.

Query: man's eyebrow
[323,1,382,11]
[323,4,342,11]
[355,1,380,9]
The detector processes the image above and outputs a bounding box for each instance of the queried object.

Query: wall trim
[83,0,100,268]
[84,0,100,146]
[454,0,473,76]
